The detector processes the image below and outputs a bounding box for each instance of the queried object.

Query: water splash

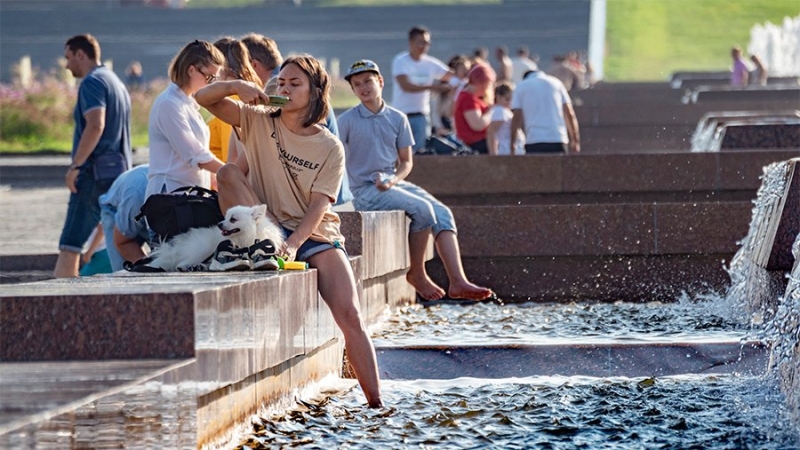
[724,158,800,428]
[725,160,792,324]
[762,232,800,426]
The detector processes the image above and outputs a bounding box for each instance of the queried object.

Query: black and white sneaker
[249,239,280,270]
[209,240,253,272]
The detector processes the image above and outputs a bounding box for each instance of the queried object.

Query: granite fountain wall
[0,210,415,447]
[406,150,800,302]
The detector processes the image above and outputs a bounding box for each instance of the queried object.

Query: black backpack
[136,186,223,242]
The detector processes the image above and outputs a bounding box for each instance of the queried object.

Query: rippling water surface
[234,374,796,449]
[374,297,752,346]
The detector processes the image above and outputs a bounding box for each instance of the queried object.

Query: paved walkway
[0,155,70,256]
[0,153,148,257]
[0,185,68,256]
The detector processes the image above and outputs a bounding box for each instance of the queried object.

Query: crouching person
[99,164,150,271]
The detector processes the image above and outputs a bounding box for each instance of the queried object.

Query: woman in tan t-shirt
[196,55,383,408]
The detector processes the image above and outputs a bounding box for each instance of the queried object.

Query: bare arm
[511,109,525,154]
[195,80,269,127]
[394,145,413,182]
[113,226,146,263]
[395,74,452,94]
[66,107,105,193]
[562,103,580,153]
[281,192,331,261]
[463,107,492,132]
[82,224,105,263]
[486,121,503,155]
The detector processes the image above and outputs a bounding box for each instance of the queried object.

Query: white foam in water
[724,159,800,431]
[725,161,792,323]
[762,231,800,426]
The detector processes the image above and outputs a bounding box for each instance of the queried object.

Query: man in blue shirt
[54,34,132,278]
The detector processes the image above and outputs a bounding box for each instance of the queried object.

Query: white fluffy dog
[147,204,284,271]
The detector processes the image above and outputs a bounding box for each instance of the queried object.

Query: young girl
[195,55,383,408]
[487,81,523,155]
[146,40,226,200]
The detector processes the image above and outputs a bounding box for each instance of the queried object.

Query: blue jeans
[352,180,456,237]
[406,113,430,154]
[59,170,112,253]
[281,226,345,261]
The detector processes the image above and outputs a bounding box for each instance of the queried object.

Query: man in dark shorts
[54,34,131,277]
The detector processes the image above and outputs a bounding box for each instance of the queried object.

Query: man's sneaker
[177,263,209,272]
[209,240,253,272]
[124,256,165,273]
[249,239,280,271]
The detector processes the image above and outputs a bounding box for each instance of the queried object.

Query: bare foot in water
[407,272,446,300]
[448,281,494,301]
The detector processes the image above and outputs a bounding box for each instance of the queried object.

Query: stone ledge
[0,209,416,446]
[405,151,800,201]
[376,341,768,379]
[450,202,750,258]
[426,254,732,302]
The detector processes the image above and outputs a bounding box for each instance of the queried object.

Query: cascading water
[762,232,800,426]
[725,158,800,429]
[725,160,794,322]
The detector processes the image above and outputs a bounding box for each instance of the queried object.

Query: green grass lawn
[605,0,799,81]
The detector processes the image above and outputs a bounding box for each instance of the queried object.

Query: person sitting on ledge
[195,54,383,408]
[337,59,494,302]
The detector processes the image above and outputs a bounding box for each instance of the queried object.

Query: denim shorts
[59,170,113,253]
[282,226,345,262]
[351,180,456,236]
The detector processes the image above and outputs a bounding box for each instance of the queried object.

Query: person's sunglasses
[197,67,217,84]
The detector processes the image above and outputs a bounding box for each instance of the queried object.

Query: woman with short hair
[146,40,226,200]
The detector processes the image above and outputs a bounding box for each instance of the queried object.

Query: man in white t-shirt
[510,70,580,154]
[391,25,453,153]
[510,45,538,85]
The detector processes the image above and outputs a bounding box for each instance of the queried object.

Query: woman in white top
[146,40,226,199]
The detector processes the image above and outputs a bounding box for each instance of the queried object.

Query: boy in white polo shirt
[338,59,493,302]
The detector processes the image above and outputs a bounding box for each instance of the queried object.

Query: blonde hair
[168,40,225,87]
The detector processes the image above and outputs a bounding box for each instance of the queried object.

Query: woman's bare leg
[216,163,260,212]
[308,248,383,407]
